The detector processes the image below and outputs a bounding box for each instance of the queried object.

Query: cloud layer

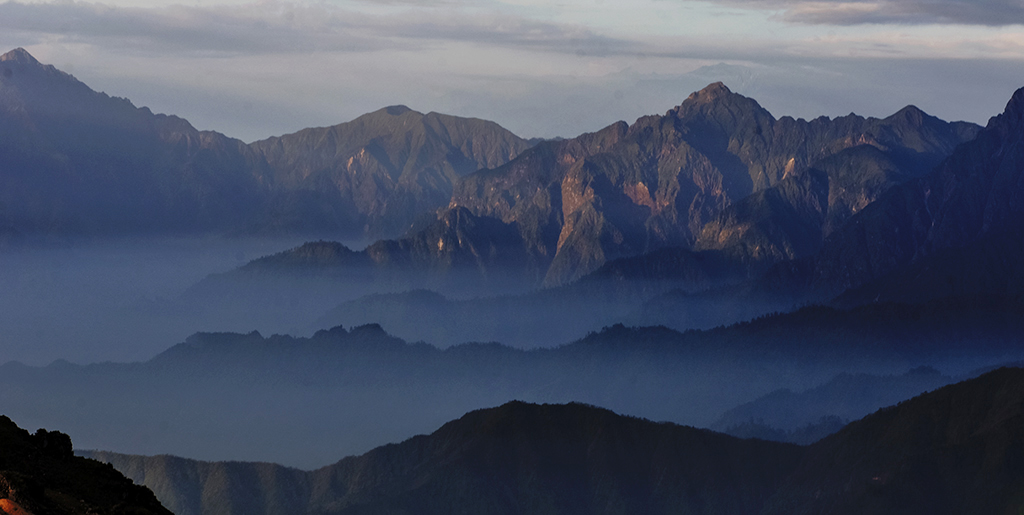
[710,0,1024,26]
[0,1,627,57]
[1,0,1022,143]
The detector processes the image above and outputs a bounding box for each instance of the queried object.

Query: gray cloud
[0,1,630,57]
[382,15,631,57]
[0,1,385,55]
[2,0,1020,145]
[706,0,1024,26]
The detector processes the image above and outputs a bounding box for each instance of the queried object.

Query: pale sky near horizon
[2,0,1024,142]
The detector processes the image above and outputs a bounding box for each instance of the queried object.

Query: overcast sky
[2,0,1023,142]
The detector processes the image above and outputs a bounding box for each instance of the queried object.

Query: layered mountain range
[221,82,980,291]
[2,47,996,292]
[177,80,1011,341]
[3,296,1022,470]
[4,46,1024,515]
[82,366,1024,515]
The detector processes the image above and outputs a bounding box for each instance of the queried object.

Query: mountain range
[84,401,802,515]
[214,82,980,293]
[81,366,1024,515]
[0,48,532,240]
[450,83,979,284]
[711,365,956,442]
[176,82,1013,340]
[8,46,1023,318]
[174,82,1024,358]
[0,48,265,235]
[4,45,1024,515]
[756,85,1024,302]
[2,47,995,292]
[3,295,1022,470]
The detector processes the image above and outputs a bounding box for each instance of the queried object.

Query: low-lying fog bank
[0,237,330,364]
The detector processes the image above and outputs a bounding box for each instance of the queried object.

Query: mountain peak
[893,104,925,118]
[1002,86,1024,124]
[686,82,733,104]
[0,47,83,89]
[385,105,413,116]
[886,105,933,126]
[0,47,39,65]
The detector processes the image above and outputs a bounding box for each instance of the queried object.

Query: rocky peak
[670,81,770,126]
[0,46,91,98]
[999,86,1024,127]
[348,105,422,129]
[685,82,733,104]
[0,48,39,65]
[887,105,929,126]
[385,105,413,116]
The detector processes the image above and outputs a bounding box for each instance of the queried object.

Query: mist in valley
[2,203,1022,476]
[0,236,339,365]
[1,237,1021,470]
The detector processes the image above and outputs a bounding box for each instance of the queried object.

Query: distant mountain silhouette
[712,365,955,441]
[84,367,1024,515]
[183,210,548,333]
[764,366,1024,514]
[0,48,530,239]
[85,401,803,515]
[0,47,267,235]
[313,247,747,349]
[0,414,169,514]
[5,295,1023,469]
[717,415,848,446]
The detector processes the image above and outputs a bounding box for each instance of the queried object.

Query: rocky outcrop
[0,415,169,515]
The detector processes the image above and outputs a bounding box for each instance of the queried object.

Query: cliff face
[449,83,979,285]
[450,121,629,272]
